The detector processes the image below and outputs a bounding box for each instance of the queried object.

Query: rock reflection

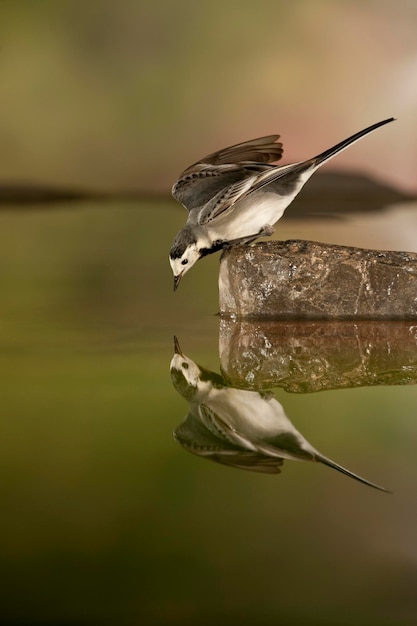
[220,319,417,392]
[171,337,388,491]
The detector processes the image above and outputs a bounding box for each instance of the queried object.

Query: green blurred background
[1,2,417,625]
[0,0,416,194]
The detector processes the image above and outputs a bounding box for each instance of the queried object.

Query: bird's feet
[243,224,274,245]
[258,224,274,237]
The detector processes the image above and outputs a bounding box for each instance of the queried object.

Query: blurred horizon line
[0,172,414,221]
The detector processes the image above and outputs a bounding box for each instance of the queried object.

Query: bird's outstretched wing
[172,135,283,213]
[195,162,299,225]
[183,134,283,170]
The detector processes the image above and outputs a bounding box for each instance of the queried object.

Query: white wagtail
[171,337,389,490]
[170,117,395,290]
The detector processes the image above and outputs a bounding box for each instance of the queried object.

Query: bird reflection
[171,337,389,492]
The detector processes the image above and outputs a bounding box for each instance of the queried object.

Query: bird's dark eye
[181,259,188,266]
[182,362,189,369]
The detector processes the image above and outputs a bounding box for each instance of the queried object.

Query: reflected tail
[317,454,391,493]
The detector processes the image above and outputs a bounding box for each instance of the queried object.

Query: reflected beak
[173,335,184,356]
[173,272,183,291]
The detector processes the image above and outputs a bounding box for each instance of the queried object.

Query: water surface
[1,199,417,625]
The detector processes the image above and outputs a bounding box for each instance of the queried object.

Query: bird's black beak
[173,335,184,356]
[173,273,183,291]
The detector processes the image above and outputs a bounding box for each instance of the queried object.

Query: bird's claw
[259,224,274,237]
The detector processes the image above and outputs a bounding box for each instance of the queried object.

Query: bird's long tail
[243,117,395,198]
[316,453,390,493]
[310,117,395,169]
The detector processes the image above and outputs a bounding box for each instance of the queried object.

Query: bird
[169,117,395,290]
[171,337,389,491]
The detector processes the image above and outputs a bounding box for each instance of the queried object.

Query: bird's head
[169,226,202,291]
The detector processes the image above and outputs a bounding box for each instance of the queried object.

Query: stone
[219,318,417,392]
[219,240,417,319]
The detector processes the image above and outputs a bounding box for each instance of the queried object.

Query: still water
[1,198,417,625]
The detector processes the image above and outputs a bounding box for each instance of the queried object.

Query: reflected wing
[172,135,283,213]
[211,451,284,474]
[199,403,304,462]
[174,409,285,474]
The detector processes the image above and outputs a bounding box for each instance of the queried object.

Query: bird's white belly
[212,191,295,240]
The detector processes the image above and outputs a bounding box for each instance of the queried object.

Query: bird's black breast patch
[199,240,226,257]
